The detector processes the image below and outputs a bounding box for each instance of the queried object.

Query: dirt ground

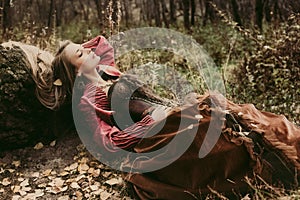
[0,133,133,200]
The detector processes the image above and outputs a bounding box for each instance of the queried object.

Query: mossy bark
[0,45,73,151]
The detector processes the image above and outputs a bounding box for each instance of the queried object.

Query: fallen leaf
[92,169,100,177]
[78,163,89,173]
[90,185,99,191]
[48,178,64,187]
[12,185,20,193]
[20,179,29,187]
[58,195,70,200]
[50,170,57,175]
[31,172,39,178]
[100,191,112,200]
[19,189,27,196]
[102,171,112,178]
[17,178,24,182]
[70,182,80,189]
[43,169,52,176]
[88,167,94,174]
[50,140,56,147]
[76,174,86,182]
[34,142,44,150]
[92,189,103,195]
[8,169,15,173]
[79,157,89,163]
[65,178,75,183]
[22,186,32,192]
[105,178,123,186]
[12,161,21,167]
[61,186,68,192]
[37,183,47,188]
[75,191,83,199]
[12,195,21,200]
[84,193,90,198]
[60,171,69,177]
[2,177,11,186]
[34,189,44,197]
[69,163,78,171]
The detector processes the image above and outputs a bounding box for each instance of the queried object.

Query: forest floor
[0,133,133,200]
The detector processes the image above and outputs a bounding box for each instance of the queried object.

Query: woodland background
[1,0,299,125]
[0,1,299,199]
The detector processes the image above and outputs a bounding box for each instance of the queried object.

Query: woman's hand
[151,105,171,121]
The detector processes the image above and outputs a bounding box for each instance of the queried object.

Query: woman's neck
[83,69,107,86]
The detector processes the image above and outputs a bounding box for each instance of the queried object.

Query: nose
[83,48,91,54]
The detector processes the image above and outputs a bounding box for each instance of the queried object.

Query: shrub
[228,14,300,124]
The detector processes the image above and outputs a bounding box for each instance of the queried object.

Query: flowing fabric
[121,93,300,199]
[80,35,300,199]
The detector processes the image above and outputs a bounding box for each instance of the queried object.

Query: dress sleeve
[78,84,155,152]
[82,35,115,67]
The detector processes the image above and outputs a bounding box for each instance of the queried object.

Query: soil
[0,132,133,200]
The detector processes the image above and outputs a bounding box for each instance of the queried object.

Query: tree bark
[190,0,196,26]
[2,0,13,38]
[231,0,242,26]
[0,44,74,151]
[169,0,177,24]
[48,0,56,28]
[255,0,264,30]
[153,0,162,26]
[183,0,190,29]
[161,0,169,28]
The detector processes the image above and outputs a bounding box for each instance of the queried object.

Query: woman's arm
[78,83,155,152]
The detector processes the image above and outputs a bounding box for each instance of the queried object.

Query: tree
[255,0,264,30]
[2,0,13,38]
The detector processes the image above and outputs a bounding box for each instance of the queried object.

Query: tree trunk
[47,0,56,28]
[169,0,177,24]
[190,0,196,26]
[153,0,162,26]
[183,0,190,29]
[161,0,169,28]
[122,0,130,27]
[2,0,13,38]
[231,0,242,26]
[94,0,103,28]
[56,0,65,26]
[0,44,74,151]
[255,0,264,30]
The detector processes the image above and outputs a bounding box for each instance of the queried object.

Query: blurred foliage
[228,14,300,124]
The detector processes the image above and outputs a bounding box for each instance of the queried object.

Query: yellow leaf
[1,177,11,186]
[34,142,44,150]
[50,140,56,147]
[12,161,21,167]
[43,169,52,176]
[53,79,62,86]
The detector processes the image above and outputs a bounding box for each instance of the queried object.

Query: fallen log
[0,42,73,151]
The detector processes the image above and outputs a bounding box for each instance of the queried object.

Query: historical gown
[76,35,300,199]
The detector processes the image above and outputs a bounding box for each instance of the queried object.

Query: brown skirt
[122,92,300,199]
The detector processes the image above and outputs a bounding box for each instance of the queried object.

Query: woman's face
[64,43,100,74]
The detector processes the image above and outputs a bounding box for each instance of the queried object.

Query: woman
[49,36,300,199]
[50,36,171,153]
